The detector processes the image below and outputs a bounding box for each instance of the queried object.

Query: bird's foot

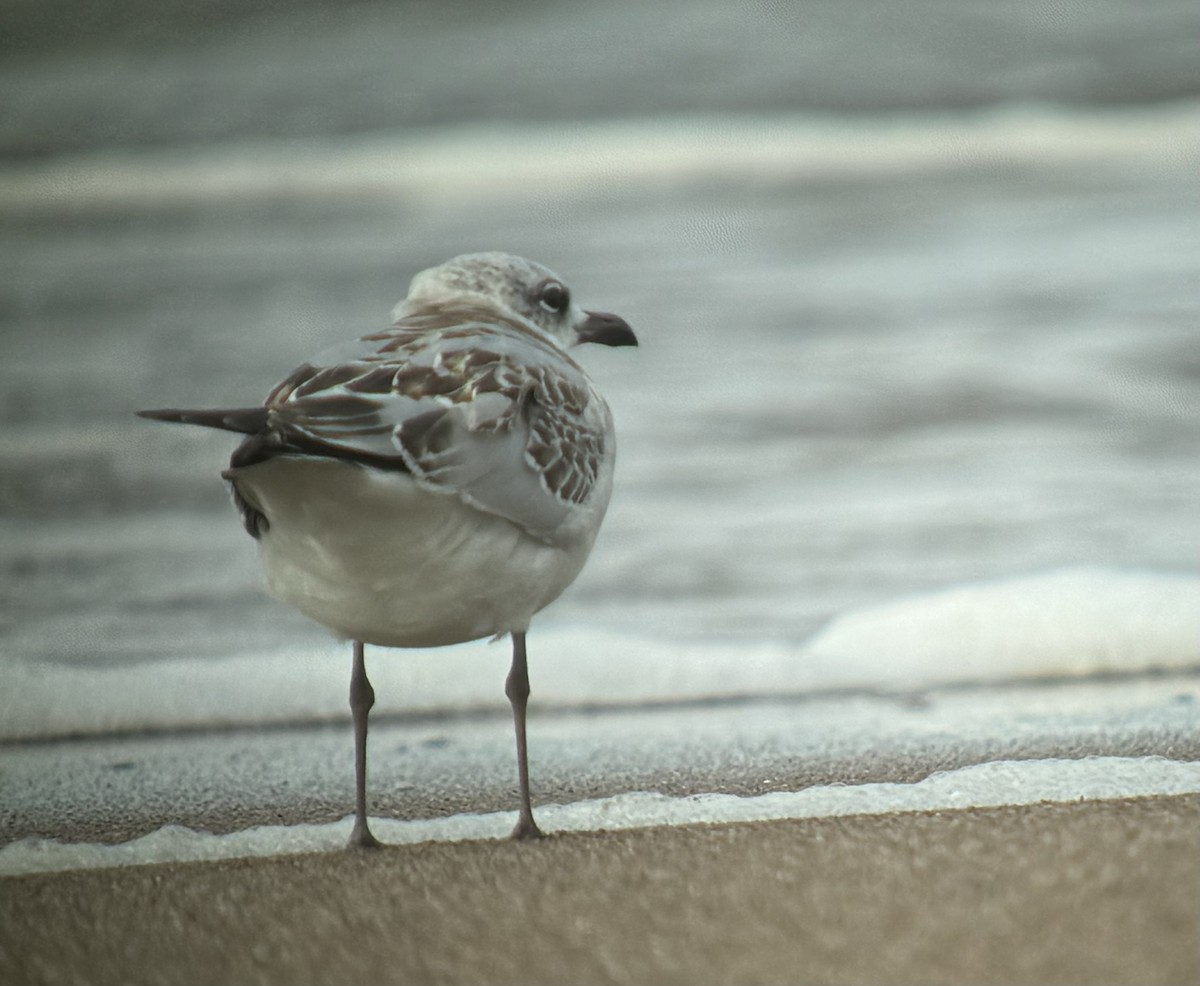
[347,822,383,850]
[509,815,545,841]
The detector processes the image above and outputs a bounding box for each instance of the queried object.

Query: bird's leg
[505,631,544,840]
[348,639,382,849]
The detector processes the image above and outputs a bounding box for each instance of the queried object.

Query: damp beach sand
[2,794,1197,986]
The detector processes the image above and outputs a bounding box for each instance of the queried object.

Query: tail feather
[136,406,269,435]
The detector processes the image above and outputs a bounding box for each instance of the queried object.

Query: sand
[2,793,1197,985]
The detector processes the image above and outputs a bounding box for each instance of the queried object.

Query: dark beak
[576,310,638,348]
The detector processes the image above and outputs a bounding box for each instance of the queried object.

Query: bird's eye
[536,280,570,314]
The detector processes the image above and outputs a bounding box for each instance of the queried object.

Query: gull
[138,252,637,846]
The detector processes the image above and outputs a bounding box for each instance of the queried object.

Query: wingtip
[134,406,270,434]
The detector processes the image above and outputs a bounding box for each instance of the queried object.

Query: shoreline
[5,754,1200,878]
[7,676,1199,851]
[3,793,1197,985]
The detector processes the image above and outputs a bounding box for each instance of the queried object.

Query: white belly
[228,456,600,647]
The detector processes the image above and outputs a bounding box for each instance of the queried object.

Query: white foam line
[4,567,1197,742]
[3,756,1197,877]
[3,103,1200,214]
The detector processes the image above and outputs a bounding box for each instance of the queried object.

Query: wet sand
[2,794,1196,986]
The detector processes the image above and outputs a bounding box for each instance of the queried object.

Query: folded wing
[242,313,610,541]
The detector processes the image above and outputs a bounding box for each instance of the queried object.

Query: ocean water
[1,0,1199,866]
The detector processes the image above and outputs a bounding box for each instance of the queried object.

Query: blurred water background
[2,0,1199,847]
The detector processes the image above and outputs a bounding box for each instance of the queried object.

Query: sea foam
[2,567,1197,742]
[2,755,1197,877]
